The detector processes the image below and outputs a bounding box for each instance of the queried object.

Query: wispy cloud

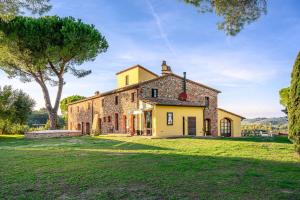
[145,0,176,55]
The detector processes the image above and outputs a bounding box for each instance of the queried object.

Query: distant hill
[242,117,288,126]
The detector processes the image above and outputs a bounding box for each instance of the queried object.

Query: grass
[0,135,299,199]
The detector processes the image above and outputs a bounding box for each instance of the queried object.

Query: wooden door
[130,115,135,135]
[122,115,127,133]
[188,117,196,136]
[86,122,90,135]
[99,118,102,133]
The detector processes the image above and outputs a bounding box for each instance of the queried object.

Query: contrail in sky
[146,0,176,55]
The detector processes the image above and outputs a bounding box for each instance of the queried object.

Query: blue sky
[0,0,299,118]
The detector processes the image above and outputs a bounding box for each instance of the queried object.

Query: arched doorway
[220,118,232,137]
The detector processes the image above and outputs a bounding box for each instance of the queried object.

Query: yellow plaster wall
[138,67,157,83]
[117,67,157,88]
[152,105,204,138]
[217,109,242,137]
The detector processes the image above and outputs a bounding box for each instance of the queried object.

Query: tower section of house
[116,65,159,88]
[68,61,244,138]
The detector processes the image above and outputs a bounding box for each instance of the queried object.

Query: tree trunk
[35,77,57,129]
[48,110,57,130]
[33,62,65,130]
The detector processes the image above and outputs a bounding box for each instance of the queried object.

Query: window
[145,111,152,129]
[167,112,173,125]
[220,118,231,137]
[125,75,129,86]
[102,99,104,107]
[115,96,118,105]
[205,96,210,107]
[115,113,119,131]
[131,92,135,102]
[108,116,111,123]
[151,89,158,98]
[205,119,211,135]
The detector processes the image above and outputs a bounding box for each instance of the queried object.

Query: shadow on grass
[197,135,292,144]
[0,135,173,151]
[82,137,173,151]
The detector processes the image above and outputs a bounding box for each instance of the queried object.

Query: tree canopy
[183,0,267,36]
[0,0,51,20]
[0,85,35,124]
[0,16,108,129]
[288,52,300,154]
[279,87,289,115]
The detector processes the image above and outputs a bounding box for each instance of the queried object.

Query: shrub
[0,120,29,134]
[10,124,29,134]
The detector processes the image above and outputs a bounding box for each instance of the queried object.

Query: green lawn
[0,135,299,199]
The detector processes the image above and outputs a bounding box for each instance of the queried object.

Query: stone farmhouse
[68,61,244,138]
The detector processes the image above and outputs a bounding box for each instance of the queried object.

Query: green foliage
[279,87,290,107]
[0,119,29,134]
[183,0,267,36]
[242,124,288,136]
[44,116,65,129]
[27,108,48,127]
[0,16,108,129]
[27,107,65,129]
[288,52,300,154]
[0,16,108,83]
[60,95,85,115]
[279,87,290,115]
[0,85,34,134]
[0,85,35,124]
[0,0,51,21]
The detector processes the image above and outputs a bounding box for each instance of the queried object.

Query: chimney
[161,60,172,76]
[94,91,100,96]
[183,72,186,93]
[178,72,188,101]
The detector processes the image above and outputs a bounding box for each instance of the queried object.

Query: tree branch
[48,59,60,76]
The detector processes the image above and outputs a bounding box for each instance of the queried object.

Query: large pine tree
[288,52,300,154]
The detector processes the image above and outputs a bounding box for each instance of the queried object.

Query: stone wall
[99,88,138,133]
[68,98,94,133]
[68,74,219,136]
[139,75,219,136]
[25,130,82,139]
[68,88,139,134]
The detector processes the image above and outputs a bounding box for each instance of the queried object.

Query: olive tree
[0,16,108,129]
